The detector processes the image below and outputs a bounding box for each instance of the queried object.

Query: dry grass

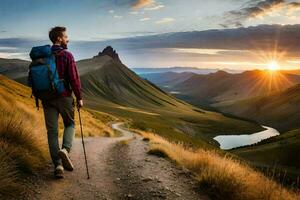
[0,99,48,198]
[0,151,21,198]
[135,129,300,200]
[0,75,115,138]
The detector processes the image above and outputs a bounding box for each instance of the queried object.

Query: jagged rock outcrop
[97,46,121,63]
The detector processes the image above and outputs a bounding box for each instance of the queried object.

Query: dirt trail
[26,122,209,200]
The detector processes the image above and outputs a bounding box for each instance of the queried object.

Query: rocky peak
[97,46,121,63]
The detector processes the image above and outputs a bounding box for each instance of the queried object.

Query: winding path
[25,122,209,200]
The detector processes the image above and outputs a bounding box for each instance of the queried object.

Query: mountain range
[142,70,300,108]
[0,46,263,148]
[132,67,243,75]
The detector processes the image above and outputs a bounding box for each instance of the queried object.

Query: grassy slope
[0,75,115,198]
[78,55,264,148]
[0,75,48,198]
[214,84,300,132]
[230,129,300,181]
[0,58,29,79]
[0,75,116,137]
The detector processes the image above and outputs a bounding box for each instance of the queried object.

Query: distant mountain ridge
[143,70,300,108]
[140,72,195,88]
[132,67,243,75]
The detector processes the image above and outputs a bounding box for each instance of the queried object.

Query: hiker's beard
[61,42,68,49]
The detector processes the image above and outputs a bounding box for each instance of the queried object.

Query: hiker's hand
[77,100,83,108]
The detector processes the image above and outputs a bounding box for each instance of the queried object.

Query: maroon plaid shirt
[51,44,82,100]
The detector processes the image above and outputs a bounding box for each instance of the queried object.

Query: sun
[267,61,280,71]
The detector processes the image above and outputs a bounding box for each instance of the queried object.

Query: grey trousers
[42,96,75,167]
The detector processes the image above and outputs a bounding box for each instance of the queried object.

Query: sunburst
[267,61,280,71]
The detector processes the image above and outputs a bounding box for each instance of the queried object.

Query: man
[43,26,83,178]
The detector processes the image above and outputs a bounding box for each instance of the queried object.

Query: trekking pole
[77,107,90,179]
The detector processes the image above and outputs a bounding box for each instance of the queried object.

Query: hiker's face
[57,31,69,48]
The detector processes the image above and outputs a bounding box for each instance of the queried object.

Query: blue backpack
[28,45,66,109]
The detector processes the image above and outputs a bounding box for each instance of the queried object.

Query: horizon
[0,0,300,70]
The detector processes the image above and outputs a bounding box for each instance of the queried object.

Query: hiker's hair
[49,26,66,44]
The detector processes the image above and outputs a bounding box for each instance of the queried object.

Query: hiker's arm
[66,52,82,102]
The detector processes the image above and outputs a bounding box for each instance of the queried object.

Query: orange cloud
[131,0,155,9]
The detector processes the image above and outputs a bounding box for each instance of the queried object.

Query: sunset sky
[0,0,300,70]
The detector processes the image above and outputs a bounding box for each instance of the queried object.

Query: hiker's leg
[58,96,75,153]
[62,125,75,152]
[42,101,61,167]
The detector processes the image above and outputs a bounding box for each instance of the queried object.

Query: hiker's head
[49,26,69,48]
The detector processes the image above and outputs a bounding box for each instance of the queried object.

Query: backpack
[28,44,66,109]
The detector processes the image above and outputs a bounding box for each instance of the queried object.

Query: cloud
[108,10,114,14]
[288,2,300,9]
[2,24,300,65]
[0,52,28,60]
[144,4,164,10]
[88,24,300,58]
[155,17,175,24]
[131,0,155,9]
[0,46,18,51]
[139,17,151,21]
[287,2,300,13]
[113,15,123,19]
[129,11,139,15]
[222,0,300,27]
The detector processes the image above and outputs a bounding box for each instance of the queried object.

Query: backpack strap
[53,49,68,88]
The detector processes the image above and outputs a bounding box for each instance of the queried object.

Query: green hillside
[0,58,29,79]
[231,128,300,183]
[215,84,300,132]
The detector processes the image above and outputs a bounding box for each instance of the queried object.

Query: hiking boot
[58,148,74,171]
[54,165,64,179]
